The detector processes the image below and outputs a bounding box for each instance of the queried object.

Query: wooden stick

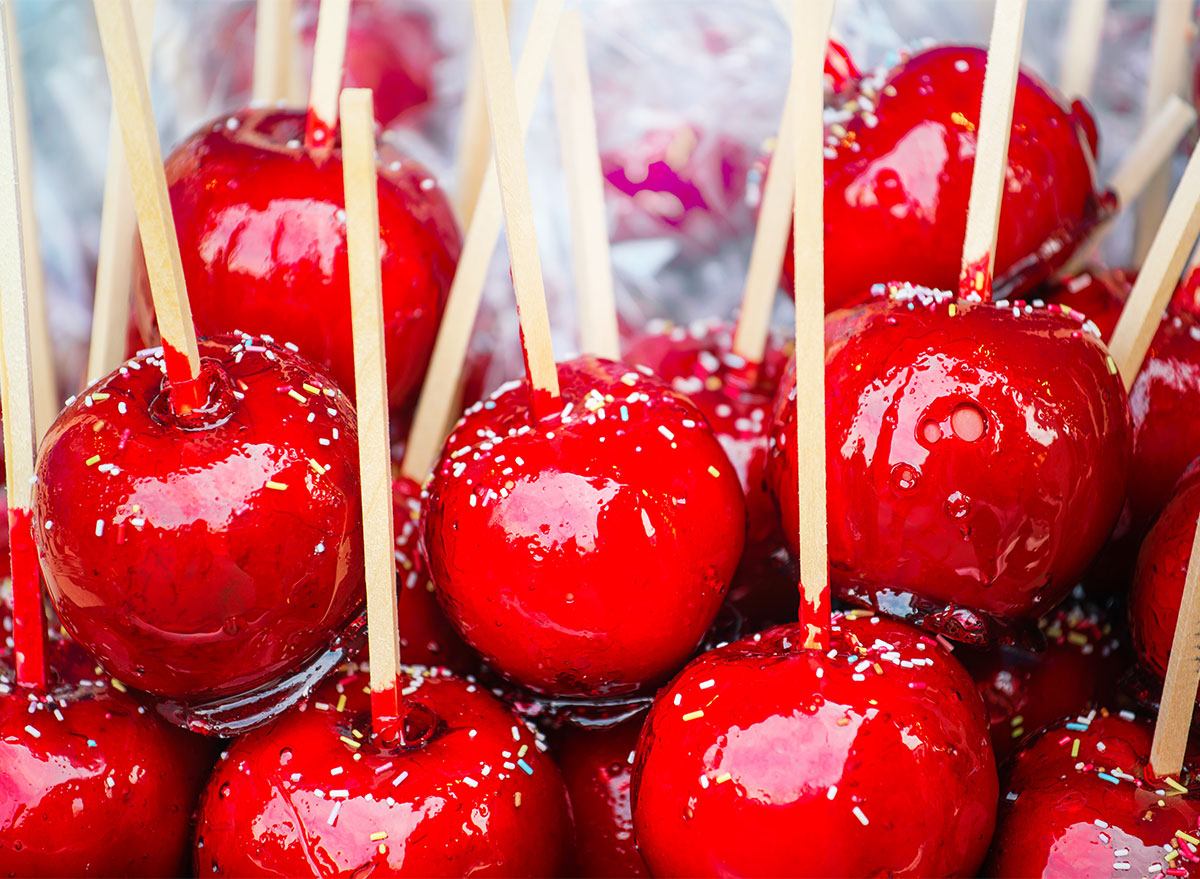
[402,0,562,482]
[88,0,154,386]
[1150,515,1200,777]
[340,87,401,727]
[1132,0,1192,265]
[4,2,55,440]
[253,0,295,106]
[732,73,797,366]
[303,0,349,150]
[94,0,203,414]
[1057,0,1108,102]
[1059,95,1195,278]
[0,8,44,689]
[552,10,618,362]
[1108,144,1200,388]
[959,0,1028,301]
[454,0,510,228]
[470,0,559,416]
[792,0,835,652]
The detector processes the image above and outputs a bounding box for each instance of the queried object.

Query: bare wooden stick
[552,10,618,361]
[1132,0,1192,265]
[454,0,511,228]
[1109,144,1200,388]
[88,0,154,386]
[1059,95,1195,277]
[94,0,203,413]
[303,0,349,150]
[1057,0,1108,102]
[402,0,562,482]
[253,0,295,106]
[470,0,559,416]
[341,87,401,727]
[732,74,797,366]
[0,7,44,689]
[792,0,835,652]
[959,0,1028,301]
[4,1,55,439]
[1150,515,1200,777]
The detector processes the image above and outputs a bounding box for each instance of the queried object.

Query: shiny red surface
[824,38,859,96]
[194,665,573,877]
[1130,460,1200,688]
[767,288,1132,641]
[387,477,475,675]
[624,319,797,629]
[983,711,1200,877]
[783,45,1110,309]
[1042,266,1131,342]
[0,642,209,877]
[8,507,43,689]
[33,335,365,701]
[1170,268,1200,323]
[631,614,998,877]
[131,107,461,415]
[961,598,1126,763]
[554,718,649,879]
[423,356,747,699]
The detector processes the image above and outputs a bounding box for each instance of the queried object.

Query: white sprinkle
[95,520,105,537]
[826,785,838,800]
[657,426,675,441]
[392,771,409,787]
[852,806,869,826]
[24,725,40,738]
[327,802,342,825]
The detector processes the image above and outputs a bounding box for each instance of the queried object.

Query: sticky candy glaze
[786,45,1111,310]
[631,613,998,877]
[554,718,649,878]
[768,286,1132,642]
[33,334,364,701]
[984,711,1200,877]
[194,665,572,877]
[130,107,460,415]
[423,355,746,699]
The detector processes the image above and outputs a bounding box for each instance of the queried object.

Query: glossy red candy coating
[1170,268,1200,323]
[631,614,998,878]
[983,712,1200,877]
[0,648,208,877]
[33,334,364,701]
[1130,459,1200,689]
[1042,267,1132,343]
[624,320,796,628]
[785,45,1110,310]
[768,288,1132,642]
[961,598,1126,763]
[554,718,649,879]
[194,665,573,877]
[824,38,859,95]
[423,355,747,699]
[131,107,461,415]
[388,477,476,675]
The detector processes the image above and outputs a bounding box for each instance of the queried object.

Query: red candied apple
[33,333,364,702]
[631,612,998,877]
[625,319,797,628]
[1130,458,1200,692]
[0,639,209,876]
[423,355,747,699]
[388,477,475,674]
[130,107,461,415]
[961,597,1126,762]
[768,285,1132,642]
[784,45,1111,310]
[554,718,648,879]
[194,664,573,876]
[983,710,1200,877]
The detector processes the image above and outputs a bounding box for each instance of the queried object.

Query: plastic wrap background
[18,0,1173,406]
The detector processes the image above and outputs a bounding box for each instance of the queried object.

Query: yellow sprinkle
[715,772,732,784]
[85,455,101,466]
[682,710,704,722]
[1010,715,1024,727]
[370,831,388,841]
[309,459,325,475]
[1071,739,1080,758]
[336,694,347,712]
[324,388,337,397]
[265,481,288,491]
[303,383,322,395]
[948,303,957,317]
[517,744,528,758]
[1166,777,1190,794]
[110,678,127,693]
[377,844,387,855]
[1177,830,1200,845]
[975,270,985,289]
[707,466,720,478]
[339,736,361,749]
[873,663,883,675]
[352,729,364,739]
[1106,355,1117,376]
[1066,631,1088,646]
[91,392,110,401]
[1167,849,1180,862]
[287,389,307,404]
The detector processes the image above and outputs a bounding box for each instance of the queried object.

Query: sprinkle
[95,519,105,537]
[303,383,321,395]
[327,802,342,825]
[92,392,110,401]
[852,806,869,826]
[707,466,720,477]
[24,725,39,738]
[463,778,479,788]
[85,455,101,466]
[309,459,325,475]
[392,771,409,787]
[517,759,533,775]
[330,767,344,776]
[370,831,388,841]
[330,789,349,799]
[336,694,347,712]
[1112,864,1130,872]
[339,736,361,749]
[826,785,838,800]
[682,710,705,722]
[657,426,675,441]
[1106,355,1118,375]
[1097,772,1120,785]
[265,481,288,491]
[1071,739,1080,758]
[699,679,715,690]
[1178,830,1200,846]
[511,726,521,742]
[287,389,307,404]
[110,679,127,693]
[1166,777,1189,794]
[1066,722,1088,731]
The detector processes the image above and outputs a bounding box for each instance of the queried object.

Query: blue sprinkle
[517,759,533,776]
[620,406,629,422]
[87,739,97,747]
[1065,723,1088,731]
[1097,773,1120,785]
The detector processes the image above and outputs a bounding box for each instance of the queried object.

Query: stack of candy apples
[8,0,1200,877]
